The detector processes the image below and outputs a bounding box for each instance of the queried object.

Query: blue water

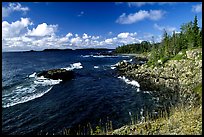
[2,49,157,135]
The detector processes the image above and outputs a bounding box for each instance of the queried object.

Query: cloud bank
[3,18,160,51]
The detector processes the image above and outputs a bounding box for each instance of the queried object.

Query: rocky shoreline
[116,48,202,107]
[111,48,202,134]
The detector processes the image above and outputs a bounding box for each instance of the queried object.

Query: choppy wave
[2,86,52,108]
[81,55,92,58]
[3,61,83,108]
[118,76,140,88]
[34,76,62,86]
[62,62,83,70]
[29,72,36,78]
[2,73,63,108]
[94,66,99,69]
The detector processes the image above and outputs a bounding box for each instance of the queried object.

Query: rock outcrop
[116,48,202,108]
[37,69,74,81]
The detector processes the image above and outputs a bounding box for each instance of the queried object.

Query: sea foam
[3,87,52,108]
[62,62,83,70]
[118,76,140,88]
[29,72,36,78]
[3,73,63,108]
[34,77,62,86]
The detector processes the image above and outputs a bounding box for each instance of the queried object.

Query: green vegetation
[110,15,202,135]
[115,16,202,66]
[193,83,202,97]
[171,51,187,60]
[61,118,113,135]
[114,41,158,54]
[110,105,202,135]
[149,16,202,66]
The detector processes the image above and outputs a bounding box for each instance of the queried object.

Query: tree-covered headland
[115,16,202,66]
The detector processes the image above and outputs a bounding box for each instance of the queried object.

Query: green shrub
[171,52,186,60]
[193,83,202,97]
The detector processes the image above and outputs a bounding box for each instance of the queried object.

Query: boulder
[37,69,74,81]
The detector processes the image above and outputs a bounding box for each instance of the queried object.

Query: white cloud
[105,38,113,44]
[117,32,137,39]
[124,2,176,7]
[82,33,91,39]
[78,11,84,17]
[2,2,29,17]
[116,10,165,24]
[192,3,202,13]
[117,32,129,38]
[70,37,82,45]
[2,18,32,38]
[138,32,162,43]
[91,36,100,40]
[28,23,58,37]
[66,32,73,38]
[154,23,177,33]
[128,2,155,7]
[148,10,165,20]
[103,32,141,46]
[108,31,113,35]
[2,18,164,51]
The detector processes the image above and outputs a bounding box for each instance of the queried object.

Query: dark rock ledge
[37,69,74,81]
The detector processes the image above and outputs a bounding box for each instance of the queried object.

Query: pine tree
[162,29,170,57]
[192,15,200,47]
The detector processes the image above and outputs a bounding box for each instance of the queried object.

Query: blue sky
[2,2,202,51]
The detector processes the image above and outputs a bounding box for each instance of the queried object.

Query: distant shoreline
[2,48,115,53]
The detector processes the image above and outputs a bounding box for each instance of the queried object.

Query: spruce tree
[192,15,200,47]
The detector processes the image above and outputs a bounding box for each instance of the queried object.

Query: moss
[171,52,186,60]
[193,83,202,97]
[160,56,170,64]
[197,52,202,60]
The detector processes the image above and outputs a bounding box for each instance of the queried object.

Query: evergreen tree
[192,15,200,47]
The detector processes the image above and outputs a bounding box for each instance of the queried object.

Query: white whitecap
[114,60,128,67]
[36,76,47,80]
[118,76,140,88]
[72,62,83,69]
[29,72,36,78]
[16,85,23,89]
[81,55,92,58]
[34,76,62,86]
[3,87,52,108]
[92,55,117,58]
[62,62,83,71]
[2,73,63,108]
[121,55,130,57]
[94,66,99,69]
[111,66,116,69]
[143,91,150,94]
